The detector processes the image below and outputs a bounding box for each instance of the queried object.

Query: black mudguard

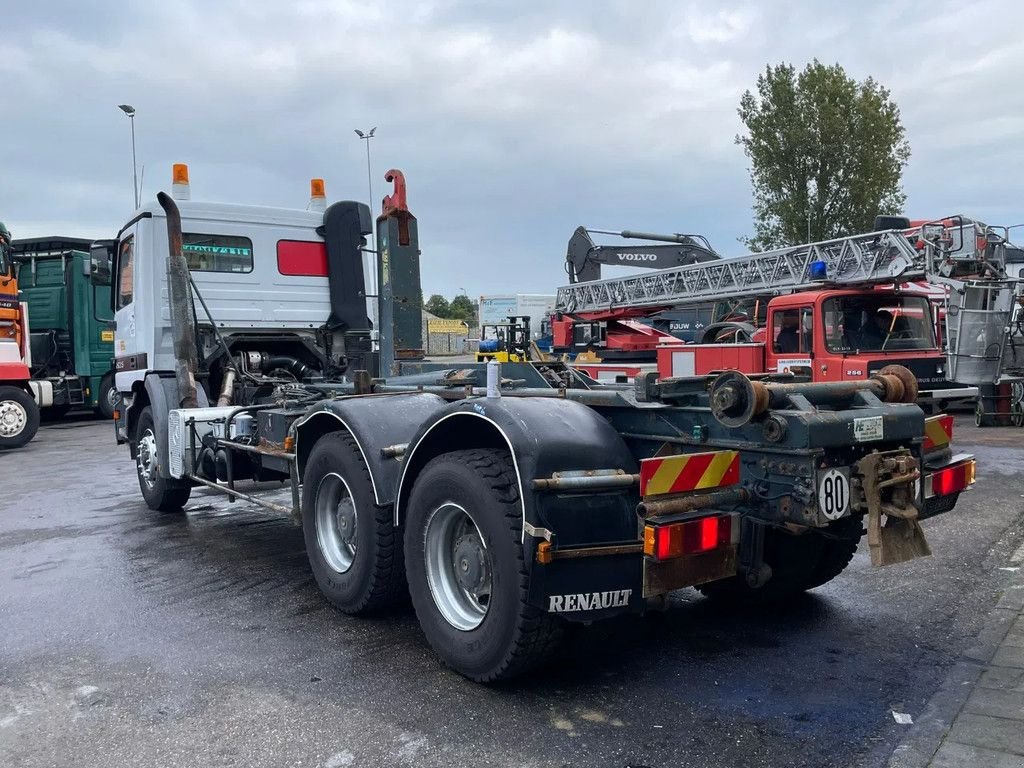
[292,392,447,506]
[129,373,210,475]
[395,396,644,621]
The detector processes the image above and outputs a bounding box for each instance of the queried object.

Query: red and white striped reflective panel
[923,414,954,453]
[639,450,740,497]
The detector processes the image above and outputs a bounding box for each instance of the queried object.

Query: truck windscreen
[823,295,937,353]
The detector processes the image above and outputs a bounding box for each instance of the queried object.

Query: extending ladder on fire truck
[555,220,1020,387]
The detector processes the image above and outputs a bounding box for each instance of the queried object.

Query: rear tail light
[643,514,734,561]
[926,459,976,498]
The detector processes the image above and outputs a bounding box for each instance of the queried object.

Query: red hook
[381,169,408,216]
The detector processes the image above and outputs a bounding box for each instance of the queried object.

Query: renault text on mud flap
[548,590,632,612]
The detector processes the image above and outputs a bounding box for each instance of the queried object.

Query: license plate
[853,415,884,442]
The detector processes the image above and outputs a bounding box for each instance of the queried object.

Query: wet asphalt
[1,415,1022,768]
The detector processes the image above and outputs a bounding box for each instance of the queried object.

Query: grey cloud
[2,0,1022,297]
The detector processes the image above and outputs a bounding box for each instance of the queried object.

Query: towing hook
[381,169,408,215]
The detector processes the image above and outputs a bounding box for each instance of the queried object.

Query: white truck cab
[113,194,336,394]
[94,164,376,462]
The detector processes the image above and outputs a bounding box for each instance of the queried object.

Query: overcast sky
[2,0,1022,297]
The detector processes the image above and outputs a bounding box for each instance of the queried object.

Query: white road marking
[325,751,354,768]
[1010,541,1024,564]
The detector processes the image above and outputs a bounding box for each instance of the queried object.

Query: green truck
[11,237,117,418]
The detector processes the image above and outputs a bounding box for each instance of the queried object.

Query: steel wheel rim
[315,472,357,573]
[106,385,119,411]
[424,502,491,631]
[0,398,27,438]
[137,428,159,489]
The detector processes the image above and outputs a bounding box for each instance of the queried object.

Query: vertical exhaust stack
[309,179,327,212]
[157,190,199,408]
[377,169,423,377]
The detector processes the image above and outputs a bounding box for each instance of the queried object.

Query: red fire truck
[555,217,1019,405]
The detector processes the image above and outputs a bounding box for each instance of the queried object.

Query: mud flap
[857,452,932,566]
[526,543,644,621]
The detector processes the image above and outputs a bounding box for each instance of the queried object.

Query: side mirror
[90,240,114,286]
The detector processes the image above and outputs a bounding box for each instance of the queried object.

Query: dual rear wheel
[301,440,560,682]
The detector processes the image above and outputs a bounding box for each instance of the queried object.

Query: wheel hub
[137,430,158,487]
[453,534,488,593]
[0,400,27,437]
[314,473,357,574]
[335,498,357,547]
[423,503,493,632]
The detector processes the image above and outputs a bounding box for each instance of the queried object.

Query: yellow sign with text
[427,318,468,334]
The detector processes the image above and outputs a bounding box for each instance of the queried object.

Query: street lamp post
[118,104,139,209]
[354,127,377,212]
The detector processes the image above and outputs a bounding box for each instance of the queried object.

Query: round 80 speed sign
[818,468,851,520]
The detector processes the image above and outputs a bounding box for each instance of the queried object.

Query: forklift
[476,315,531,362]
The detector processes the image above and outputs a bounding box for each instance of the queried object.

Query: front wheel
[95,373,118,420]
[0,386,40,450]
[135,406,191,512]
[404,449,562,682]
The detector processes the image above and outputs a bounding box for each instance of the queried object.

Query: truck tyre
[697,517,862,605]
[302,432,406,614]
[96,373,117,420]
[404,449,562,682]
[0,386,40,450]
[135,406,191,512]
[794,516,863,592]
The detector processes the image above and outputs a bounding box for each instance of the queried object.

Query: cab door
[813,299,845,382]
[766,304,814,379]
[0,236,27,373]
[112,225,145,393]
